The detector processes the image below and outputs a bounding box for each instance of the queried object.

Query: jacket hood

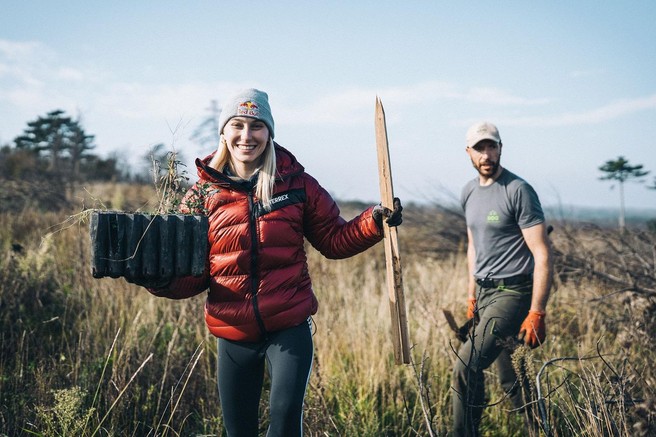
[195,143,304,183]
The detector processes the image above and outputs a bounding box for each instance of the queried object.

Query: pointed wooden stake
[375,97,411,364]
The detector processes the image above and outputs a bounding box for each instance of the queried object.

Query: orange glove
[518,310,546,348]
[466,298,477,320]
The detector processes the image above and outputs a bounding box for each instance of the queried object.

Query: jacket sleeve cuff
[147,274,209,300]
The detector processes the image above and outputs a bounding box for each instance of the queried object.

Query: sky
[1,1,655,214]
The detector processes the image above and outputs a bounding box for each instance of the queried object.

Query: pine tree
[599,156,650,230]
[190,99,221,150]
[14,109,95,180]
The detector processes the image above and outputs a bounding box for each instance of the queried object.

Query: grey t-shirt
[461,168,544,279]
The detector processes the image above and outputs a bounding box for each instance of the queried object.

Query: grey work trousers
[451,280,533,437]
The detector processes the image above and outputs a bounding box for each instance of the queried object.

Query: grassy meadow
[0,182,654,436]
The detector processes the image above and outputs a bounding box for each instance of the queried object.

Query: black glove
[373,197,403,228]
[124,275,170,290]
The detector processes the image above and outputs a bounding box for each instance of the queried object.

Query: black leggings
[217,319,314,437]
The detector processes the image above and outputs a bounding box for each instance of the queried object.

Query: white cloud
[369,82,549,106]
[569,68,605,79]
[4,87,47,108]
[2,37,652,150]
[0,39,52,104]
[57,67,85,81]
[504,94,656,126]
[276,87,373,125]
[94,81,241,122]
[0,38,556,134]
[0,39,44,59]
[0,39,56,84]
[463,87,551,106]
[0,40,226,136]
[277,81,550,126]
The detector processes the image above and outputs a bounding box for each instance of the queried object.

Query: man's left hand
[518,310,546,348]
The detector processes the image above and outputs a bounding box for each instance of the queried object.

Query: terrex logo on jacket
[253,189,306,218]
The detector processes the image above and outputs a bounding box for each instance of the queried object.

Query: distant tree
[137,143,167,183]
[599,156,650,230]
[81,155,120,181]
[648,177,656,190]
[136,143,188,185]
[68,113,96,178]
[104,151,133,182]
[190,99,221,151]
[0,144,42,179]
[14,109,96,180]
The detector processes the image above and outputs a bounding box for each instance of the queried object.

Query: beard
[472,158,500,178]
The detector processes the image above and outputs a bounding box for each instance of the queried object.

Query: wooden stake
[375,97,411,364]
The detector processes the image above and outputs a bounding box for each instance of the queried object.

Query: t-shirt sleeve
[514,182,545,228]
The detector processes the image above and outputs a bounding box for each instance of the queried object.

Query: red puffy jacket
[151,144,383,341]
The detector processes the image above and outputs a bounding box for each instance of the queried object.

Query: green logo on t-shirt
[487,210,500,223]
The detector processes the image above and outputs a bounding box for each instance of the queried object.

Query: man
[452,121,553,436]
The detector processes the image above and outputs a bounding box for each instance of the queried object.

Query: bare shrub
[0,179,70,213]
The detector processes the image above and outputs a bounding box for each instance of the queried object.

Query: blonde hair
[209,135,277,210]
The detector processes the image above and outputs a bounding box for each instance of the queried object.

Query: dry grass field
[0,182,654,436]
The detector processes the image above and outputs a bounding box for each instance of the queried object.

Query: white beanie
[218,88,275,138]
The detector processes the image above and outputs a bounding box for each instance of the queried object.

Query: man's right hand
[518,310,547,348]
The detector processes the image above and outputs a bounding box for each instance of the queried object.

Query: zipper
[247,191,267,339]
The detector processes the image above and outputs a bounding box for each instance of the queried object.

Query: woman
[141,88,402,436]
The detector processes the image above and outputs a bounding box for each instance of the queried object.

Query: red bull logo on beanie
[237,101,260,118]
